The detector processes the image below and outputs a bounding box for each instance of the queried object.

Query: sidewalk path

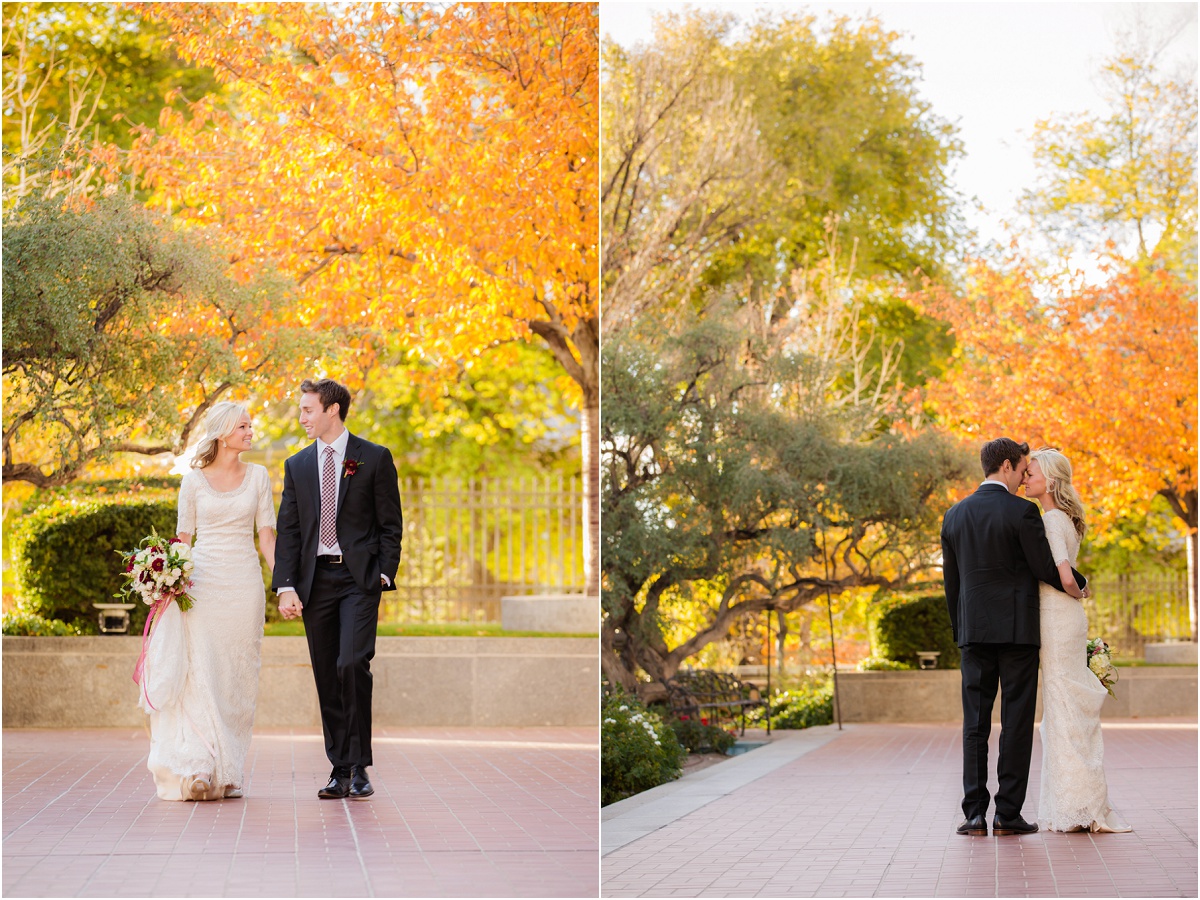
[4,725,598,898]
[602,719,1196,898]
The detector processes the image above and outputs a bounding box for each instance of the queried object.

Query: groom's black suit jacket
[271,432,403,605]
[941,482,1084,647]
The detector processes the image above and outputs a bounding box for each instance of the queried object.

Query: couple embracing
[141,377,402,803]
[942,437,1131,837]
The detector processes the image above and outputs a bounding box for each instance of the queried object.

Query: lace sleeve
[176,472,197,536]
[255,465,277,531]
[1044,512,1071,566]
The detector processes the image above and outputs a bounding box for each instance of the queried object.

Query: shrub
[753,680,834,730]
[870,592,960,669]
[668,715,738,754]
[602,690,685,805]
[11,498,178,634]
[1,605,78,636]
[857,655,913,671]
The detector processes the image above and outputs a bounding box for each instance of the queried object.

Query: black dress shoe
[318,768,351,799]
[349,765,374,800]
[993,813,1038,836]
[956,815,988,836]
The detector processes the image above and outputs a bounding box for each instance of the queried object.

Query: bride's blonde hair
[190,401,249,469]
[1031,448,1086,541]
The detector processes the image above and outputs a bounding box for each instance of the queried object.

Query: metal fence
[1085,572,1192,658]
[382,476,585,623]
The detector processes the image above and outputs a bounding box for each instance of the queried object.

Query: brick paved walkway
[602,720,1196,898]
[4,725,598,898]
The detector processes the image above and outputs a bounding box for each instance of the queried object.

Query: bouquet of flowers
[1086,637,1118,698]
[116,530,195,612]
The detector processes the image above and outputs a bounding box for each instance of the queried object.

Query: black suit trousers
[302,563,381,769]
[960,642,1040,820]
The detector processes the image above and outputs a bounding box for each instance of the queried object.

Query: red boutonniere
[342,457,363,479]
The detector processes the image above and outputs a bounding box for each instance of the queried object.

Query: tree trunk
[581,390,599,599]
[776,609,788,678]
[601,621,638,691]
[1188,525,1198,643]
[1162,488,1197,642]
[528,312,599,598]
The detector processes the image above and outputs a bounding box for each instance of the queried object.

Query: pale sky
[601,2,1198,252]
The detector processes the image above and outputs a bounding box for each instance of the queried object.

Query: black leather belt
[316,554,344,566]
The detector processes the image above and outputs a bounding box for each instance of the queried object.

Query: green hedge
[1,607,79,636]
[13,478,179,510]
[870,592,960,669]
[856,655,913,671]
[749,679,834,729]
[11,498,178,634]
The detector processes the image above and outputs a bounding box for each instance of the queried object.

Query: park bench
[664,669,766,736]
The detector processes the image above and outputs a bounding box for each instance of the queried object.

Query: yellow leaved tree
[130,3,600,592]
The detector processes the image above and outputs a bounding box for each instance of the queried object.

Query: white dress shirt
[278,428,349,599]
[316,429,350,557]
[980,478,1012,493]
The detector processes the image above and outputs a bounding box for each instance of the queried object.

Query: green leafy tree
[601,9,965,335]
[600,5,963,478]
[717,12,966,289]
[1,2,222,201]
[601,286,972,689]
[1020,28,1196,271]
[600,12,765,335]
[2,191,315,486]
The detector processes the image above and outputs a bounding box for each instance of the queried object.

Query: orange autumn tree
[129,3,600,592]
[920,257,1198,637]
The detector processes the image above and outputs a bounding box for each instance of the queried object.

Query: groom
[941,437,1087,837]
[273,378,403,800]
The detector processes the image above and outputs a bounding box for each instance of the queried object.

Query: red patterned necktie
[319,445,338,548]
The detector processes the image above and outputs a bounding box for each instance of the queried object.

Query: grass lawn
[263,620,596,639]
[1112,658,1196,667]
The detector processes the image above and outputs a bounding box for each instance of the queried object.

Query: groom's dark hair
[300,378,352,421]
[980,437,1030,476]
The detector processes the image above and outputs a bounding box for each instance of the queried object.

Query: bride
[142,401,277,801]
[1025,448,1131,833]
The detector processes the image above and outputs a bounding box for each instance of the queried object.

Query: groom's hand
[278,593,303,620]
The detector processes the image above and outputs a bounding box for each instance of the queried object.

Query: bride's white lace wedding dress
[1037,508,1131,833]
[140,464,275,801]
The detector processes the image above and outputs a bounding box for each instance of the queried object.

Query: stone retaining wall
[2,635,597,728]
[835,666,1197,723]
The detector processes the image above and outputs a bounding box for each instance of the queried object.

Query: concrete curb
[836,666,1197,721]
[2,635,598,727]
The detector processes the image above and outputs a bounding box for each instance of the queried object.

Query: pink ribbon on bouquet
[132,597,170,711]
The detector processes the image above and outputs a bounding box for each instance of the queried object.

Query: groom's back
[942,486,1043,646]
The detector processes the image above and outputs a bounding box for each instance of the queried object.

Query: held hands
[278,594,303,620]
